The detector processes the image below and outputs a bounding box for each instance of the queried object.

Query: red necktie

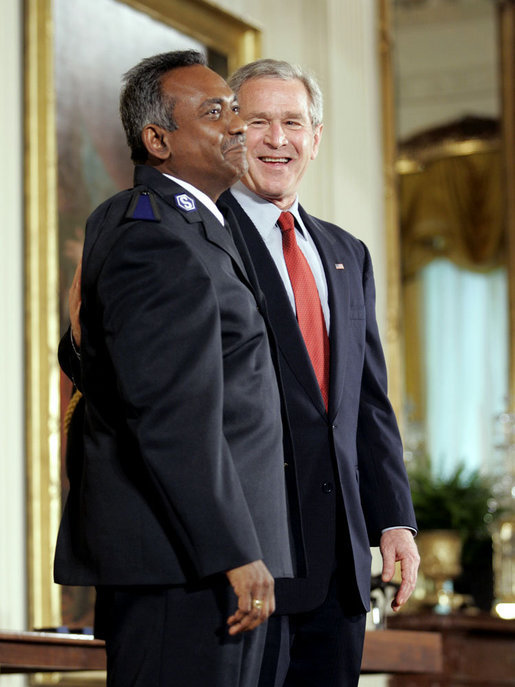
[278,211,330,409]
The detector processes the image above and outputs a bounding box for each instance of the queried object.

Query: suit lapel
[199,209,251,286]
[220,204,266,306]
[220,192,326,416]
[299,207,350,418]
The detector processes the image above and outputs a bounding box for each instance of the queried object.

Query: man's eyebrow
[245,110,268,119]
[198,97,223,111]
[246,110,306,120]
[198,96,237,111]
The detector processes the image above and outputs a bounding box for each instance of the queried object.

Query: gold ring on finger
[252,599,264,610]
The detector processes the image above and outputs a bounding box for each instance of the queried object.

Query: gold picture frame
[24,0,260,682]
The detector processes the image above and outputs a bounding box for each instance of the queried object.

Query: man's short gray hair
[228,59,323,129]
[120,50,207,164]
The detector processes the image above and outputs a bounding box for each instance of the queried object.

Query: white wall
[0,0,27,685]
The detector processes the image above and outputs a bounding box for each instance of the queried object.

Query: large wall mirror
[384,0,515,481]
[380,0,515,614]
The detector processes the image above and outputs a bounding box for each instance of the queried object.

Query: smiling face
[143,65,247,201]
[237,77,323,210]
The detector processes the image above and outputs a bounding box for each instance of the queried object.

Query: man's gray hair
[120,50,207,164]
[228,59,323,128]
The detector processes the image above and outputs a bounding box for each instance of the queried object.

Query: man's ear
[141,124,171,161]
[311,123,323,161]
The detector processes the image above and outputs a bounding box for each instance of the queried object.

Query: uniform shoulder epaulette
[125,188,161,222]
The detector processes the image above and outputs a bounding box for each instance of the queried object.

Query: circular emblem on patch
[175,193,196,211]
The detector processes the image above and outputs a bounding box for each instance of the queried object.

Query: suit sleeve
[90,221,263,578]
[355,244,417,545]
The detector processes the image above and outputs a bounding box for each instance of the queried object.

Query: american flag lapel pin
[335,263,344,270]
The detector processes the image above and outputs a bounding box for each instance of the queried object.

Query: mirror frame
[378,0,515,427]
[499,0,515,401]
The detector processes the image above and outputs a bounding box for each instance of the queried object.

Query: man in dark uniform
[55,50,293,687]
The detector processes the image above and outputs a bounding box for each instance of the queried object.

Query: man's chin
[241,175,285,200]
[223,151,248,180]
[231,160,249,184]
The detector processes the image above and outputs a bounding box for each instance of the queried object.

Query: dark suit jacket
[218,190,417,615]
[54,166,293,587]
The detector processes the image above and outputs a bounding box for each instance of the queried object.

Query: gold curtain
[401,149,504,279]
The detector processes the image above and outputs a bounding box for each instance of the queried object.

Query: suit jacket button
[322,481,333,494]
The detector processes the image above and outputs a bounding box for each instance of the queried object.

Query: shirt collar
[230,181,306,240]
[163,173,225,225]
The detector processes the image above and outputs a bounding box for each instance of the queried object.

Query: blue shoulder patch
[125,190,161,222]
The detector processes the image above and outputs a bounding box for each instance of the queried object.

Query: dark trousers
[95,580,267,687]
[258,573,366,687]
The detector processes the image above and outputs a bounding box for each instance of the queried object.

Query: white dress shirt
[230,181,330,332]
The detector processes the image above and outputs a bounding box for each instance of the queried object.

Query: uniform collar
[163,173,225,226]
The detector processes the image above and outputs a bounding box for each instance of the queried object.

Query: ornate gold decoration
[499,0,515,409]
[378,0,405,424]
[25,0,62,638]
[121,0,261,74]
[417,529,463,611]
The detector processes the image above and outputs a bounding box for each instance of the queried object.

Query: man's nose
[229,111,247,135]
[264,121,287,147]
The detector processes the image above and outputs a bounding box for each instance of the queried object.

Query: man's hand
[225,560,275,635]
[380,528,420,612]
[69,262,82,348]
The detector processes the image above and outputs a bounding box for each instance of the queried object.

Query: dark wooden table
[0,631,105,673]
[387,613,515,686]
[362,628,442,674]
[0,628,442,675]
